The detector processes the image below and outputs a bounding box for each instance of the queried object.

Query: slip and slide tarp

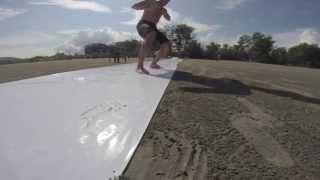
[0,58,179,180]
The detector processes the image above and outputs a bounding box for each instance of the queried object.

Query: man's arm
[162,8,171,21]
[131,1,148,10]
[159,0,170,7]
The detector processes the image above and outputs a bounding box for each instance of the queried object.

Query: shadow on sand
[151,69,320,105]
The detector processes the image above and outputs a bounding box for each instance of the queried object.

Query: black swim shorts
[136,20,169,44]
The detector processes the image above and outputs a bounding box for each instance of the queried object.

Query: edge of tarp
[120,60,180,177]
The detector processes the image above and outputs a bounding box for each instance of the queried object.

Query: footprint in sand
[231,98,294,168]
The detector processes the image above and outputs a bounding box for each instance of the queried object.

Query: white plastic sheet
[0,58,179,180]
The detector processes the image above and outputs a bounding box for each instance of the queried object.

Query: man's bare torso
[141,3,164,24]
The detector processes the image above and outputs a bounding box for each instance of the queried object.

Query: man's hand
[162,8,171,21]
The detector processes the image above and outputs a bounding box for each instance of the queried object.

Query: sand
[124,60,320,180]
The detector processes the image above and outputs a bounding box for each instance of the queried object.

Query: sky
[0,0,320,58]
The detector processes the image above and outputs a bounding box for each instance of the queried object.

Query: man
[132,0,171,74]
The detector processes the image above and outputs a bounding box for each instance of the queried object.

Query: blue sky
[0,0,319,58]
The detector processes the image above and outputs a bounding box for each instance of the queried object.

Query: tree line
[0,40,141,65]
[84,40,141,59]
[164,24,320,68]
[1,24,319,69]
[28,40,141,62]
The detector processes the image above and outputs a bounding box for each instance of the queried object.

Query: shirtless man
[132,0,171,74]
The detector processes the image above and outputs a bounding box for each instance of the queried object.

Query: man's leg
[150,41,171,69]
[137,31,157,74]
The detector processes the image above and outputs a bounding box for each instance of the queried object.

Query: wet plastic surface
[0,58,179,180]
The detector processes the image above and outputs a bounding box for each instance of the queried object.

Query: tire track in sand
[231,98,294,168]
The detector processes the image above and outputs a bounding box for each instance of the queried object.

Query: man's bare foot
[150,63,161,69]
[136,67,150,74]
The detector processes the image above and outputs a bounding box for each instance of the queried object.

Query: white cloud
[273,28,320,47]
[121,7,221,33]
[56,27,139,55]
[120,8,143,26]
[0,31,62,58]
[178,18,221,33]
[299,28,320,44]
[0,8,27,21]
[0,27,139,57]
[197,32,239,45]
[29,0,111,13]
[217,0,249,10]
[157,8,181,27]
[120,7,225,47]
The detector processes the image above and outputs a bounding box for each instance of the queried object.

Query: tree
[184,40,205,59]
[219,44,237,60]
[50,53,73,60]
[236,35,252,61]
[288,43,320,67]
[164,24,195,57]
[250,32,274,62]
[270,47,288,65]
[84,43,126,59]
[114,40,140,57]
[234,33,274,62]
[84,43,110,58]
[205,42,220,60]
